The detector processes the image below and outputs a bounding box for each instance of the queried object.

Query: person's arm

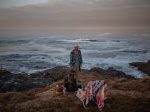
[70,51,73,67]
[79,50,83,65]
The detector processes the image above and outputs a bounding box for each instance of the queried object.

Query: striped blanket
[76,80,108,110]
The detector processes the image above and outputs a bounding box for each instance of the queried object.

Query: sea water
[0,30,150,78]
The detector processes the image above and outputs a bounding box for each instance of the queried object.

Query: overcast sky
[0,0,150,31]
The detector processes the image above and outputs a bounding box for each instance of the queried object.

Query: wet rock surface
[0,67,133,92]
[89,67,134,79]
[0,66,69,92]
[0,66,135,92]
[130,60,150,76]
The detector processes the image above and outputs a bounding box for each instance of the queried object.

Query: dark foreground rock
[0,73,150,112]
[0,70,49,92]
[89,67,134,79]
[0,66,150,112]
[129,60,150,76]
[0,66,134,92]
[0,66,69,92]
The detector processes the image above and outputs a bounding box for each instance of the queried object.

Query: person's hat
[74,44,79,48]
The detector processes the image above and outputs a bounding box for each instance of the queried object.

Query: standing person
[70,45,83,74]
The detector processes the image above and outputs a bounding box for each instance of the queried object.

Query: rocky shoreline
[130,60,150,76]
[0,66,68,92]
[0,66,134,92]
[0,63,150,112]
[1,58,150,93]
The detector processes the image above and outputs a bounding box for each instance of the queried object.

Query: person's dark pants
[71,64,81,73]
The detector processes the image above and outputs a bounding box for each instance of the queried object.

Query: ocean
[0,30,150,78]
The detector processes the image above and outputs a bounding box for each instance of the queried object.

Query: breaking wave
[0,31,150,78]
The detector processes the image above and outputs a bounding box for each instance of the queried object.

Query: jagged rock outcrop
[0,66,136,92]
[0,66,69,92]
[89,67,134,79]
[130,60,150,76]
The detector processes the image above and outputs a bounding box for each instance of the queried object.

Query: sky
[0,0,150,31]
[0,0,48,8]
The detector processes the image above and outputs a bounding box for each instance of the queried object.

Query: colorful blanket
[76,80,107,110]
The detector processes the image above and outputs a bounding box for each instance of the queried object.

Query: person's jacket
[70,50,82,67]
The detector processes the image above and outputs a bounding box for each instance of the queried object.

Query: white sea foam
[0,31,150,77]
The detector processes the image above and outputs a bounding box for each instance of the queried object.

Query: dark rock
[0,70,12,76]
[90,67,134,79]
[0,65,135,92]
[31,66,69,81]
[129,60,150,76]
[0,66,69,92]
[90,67,105,74]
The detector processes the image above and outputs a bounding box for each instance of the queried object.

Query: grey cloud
[0,0,150,30]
